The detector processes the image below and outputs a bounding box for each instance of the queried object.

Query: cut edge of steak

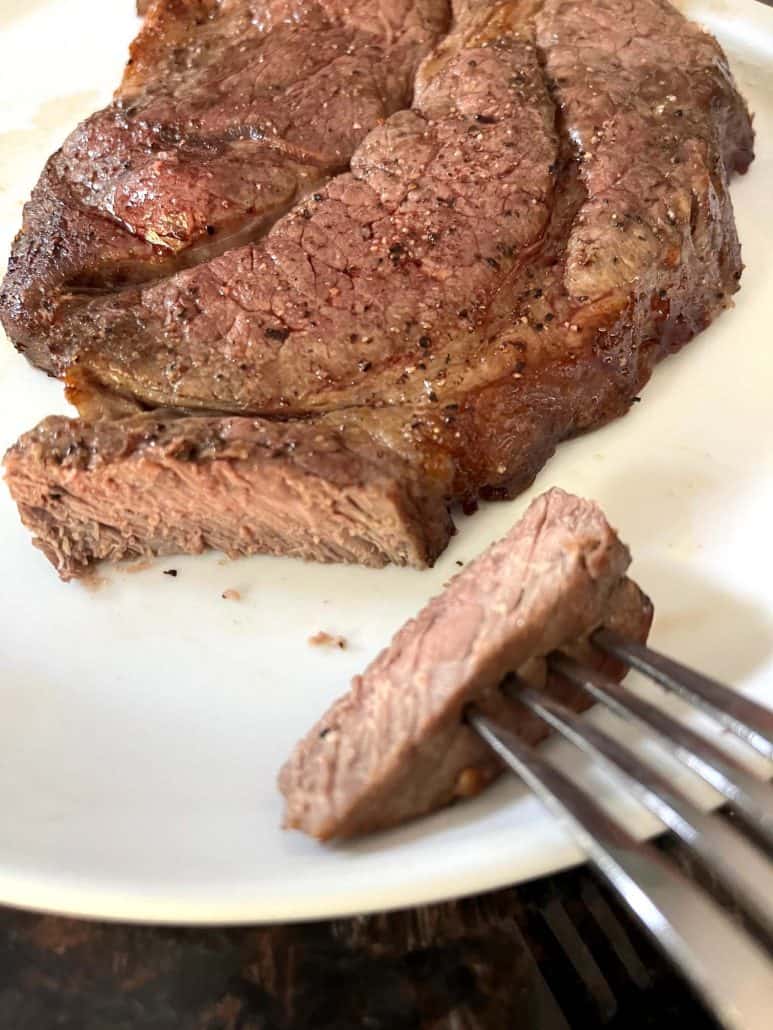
[279,488,653,840]
[2,413,454,580]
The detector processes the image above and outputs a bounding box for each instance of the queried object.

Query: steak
[279,489,653,839]
[4,412,452,578]
[1,0,755,577]
[0,0,450,371]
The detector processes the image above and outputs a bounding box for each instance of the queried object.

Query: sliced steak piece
[0,0,449,371]
[2,412,453,580]
[279,489,653,839]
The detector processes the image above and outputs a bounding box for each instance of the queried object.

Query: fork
[468,630,773,1030]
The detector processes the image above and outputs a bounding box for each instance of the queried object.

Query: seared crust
[0,0,450,371]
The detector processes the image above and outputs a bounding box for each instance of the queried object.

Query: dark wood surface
[0,844,720,1029]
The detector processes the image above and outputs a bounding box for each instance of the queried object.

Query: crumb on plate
[309,631,347,650]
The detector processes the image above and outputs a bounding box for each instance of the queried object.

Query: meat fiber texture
[279,489,653,839]
[4,412,453,578]
[1,0,755,578]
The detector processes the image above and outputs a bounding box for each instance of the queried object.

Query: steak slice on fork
[279,489,653,839]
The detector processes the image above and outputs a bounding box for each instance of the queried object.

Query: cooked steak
[4,412,452,579]
[279,489,653,839]
[1,0,755,577]
[0,0,450,371]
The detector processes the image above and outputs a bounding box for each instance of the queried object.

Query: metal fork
[468,631,773,1030]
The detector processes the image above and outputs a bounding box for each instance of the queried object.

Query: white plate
[0,0,772,925]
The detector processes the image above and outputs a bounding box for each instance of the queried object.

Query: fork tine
[549,654,773,851]
[515,682,773,944]
[468,709,773,1030]
[593,628,773,761]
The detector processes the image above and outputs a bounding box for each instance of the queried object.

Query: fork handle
[470,710,773,1030]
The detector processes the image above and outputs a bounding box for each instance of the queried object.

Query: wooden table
[0,839,720,1029]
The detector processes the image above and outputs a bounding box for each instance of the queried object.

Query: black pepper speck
[265,327,290,343]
